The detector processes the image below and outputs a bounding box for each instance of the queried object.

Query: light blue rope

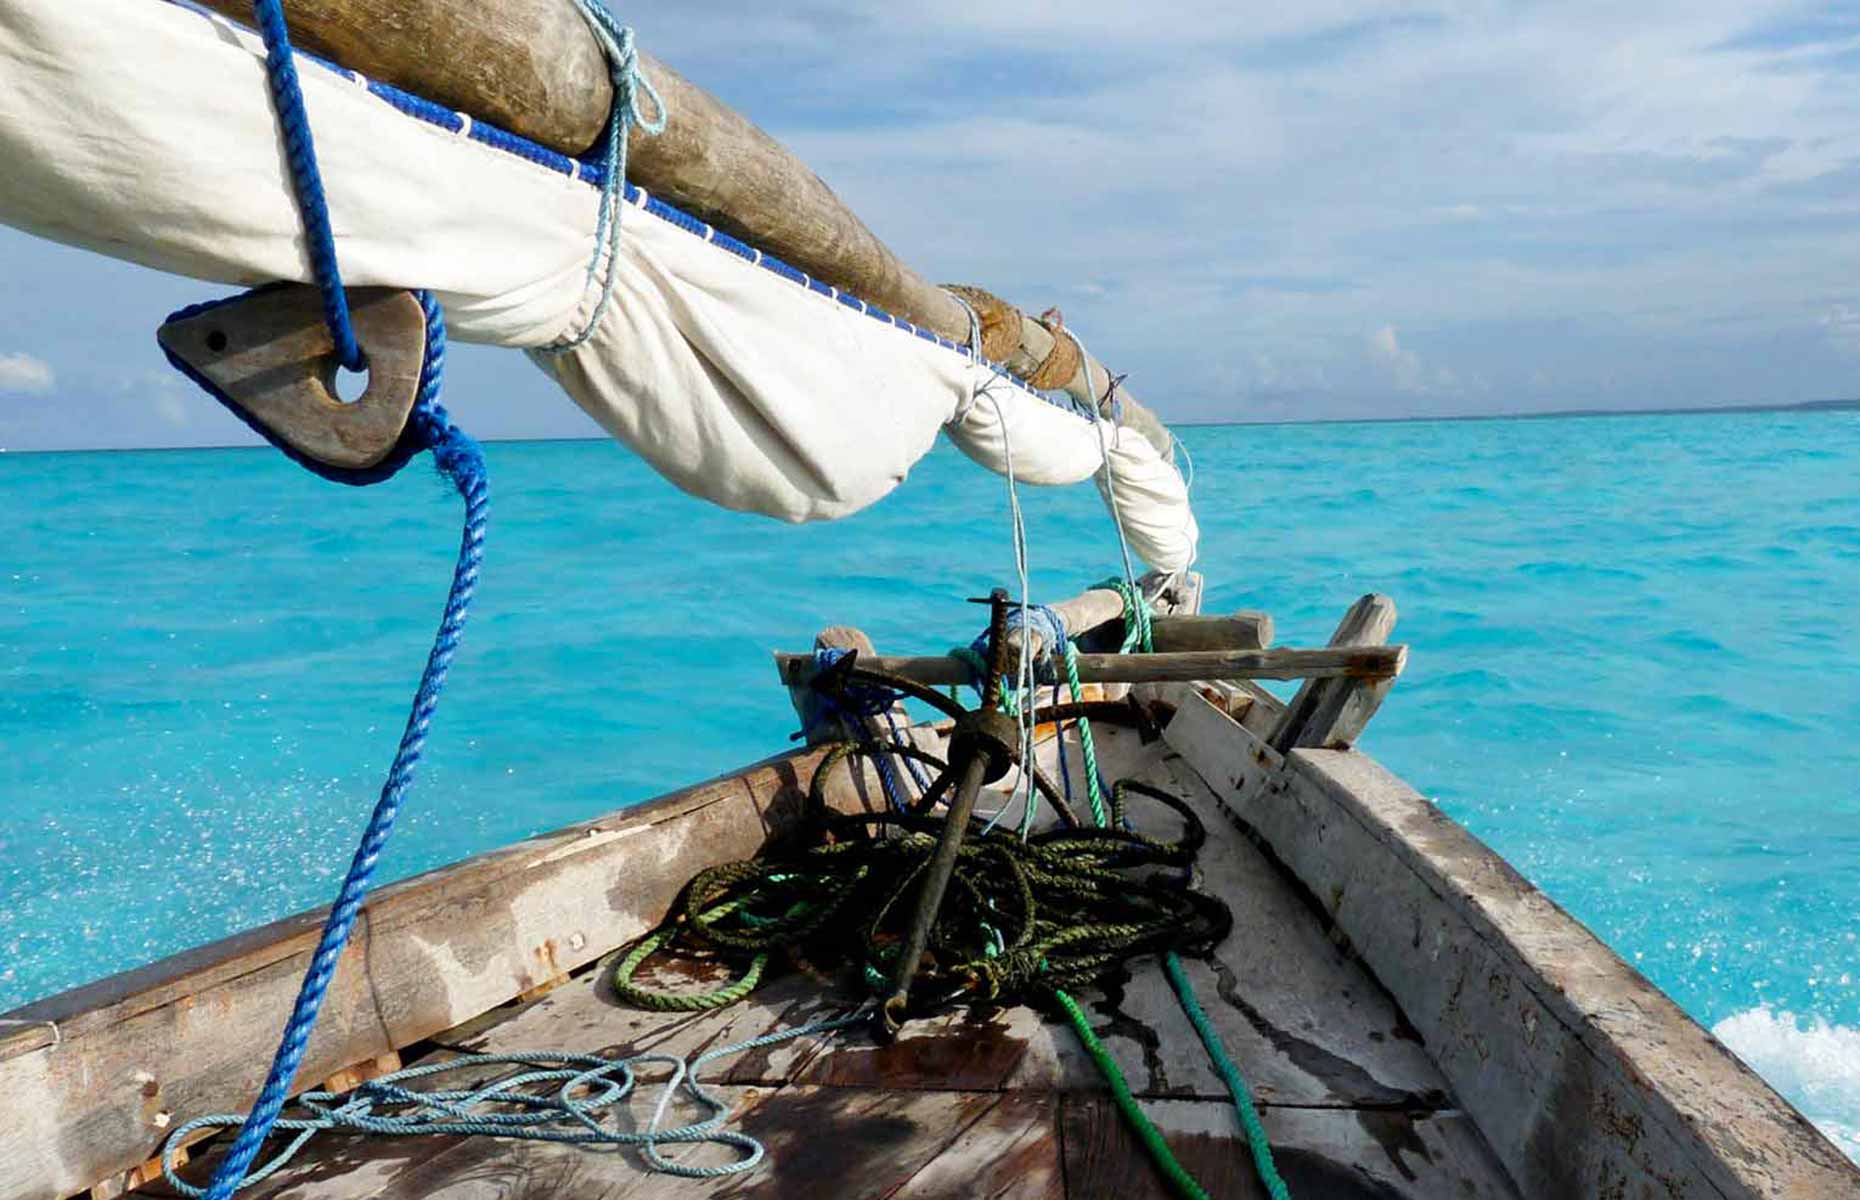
[163,1009,866,1193]
[542,1,667,352]
[248,0,362,371]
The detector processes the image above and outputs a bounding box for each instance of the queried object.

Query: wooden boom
[187,0,1173,456]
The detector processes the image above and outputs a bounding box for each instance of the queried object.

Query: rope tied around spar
[541,0,668,352]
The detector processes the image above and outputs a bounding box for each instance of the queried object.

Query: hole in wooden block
[334,363,370,404]
[204,329,228,354]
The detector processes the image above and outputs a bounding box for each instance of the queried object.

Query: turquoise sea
[3,411,1858,1156]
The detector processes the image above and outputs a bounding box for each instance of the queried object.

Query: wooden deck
[146,721,1522,1199]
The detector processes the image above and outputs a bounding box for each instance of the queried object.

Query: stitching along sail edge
[0,0,1198,571]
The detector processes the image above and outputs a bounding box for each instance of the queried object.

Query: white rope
[949,293,1040,837]
[1062,328,1146,598]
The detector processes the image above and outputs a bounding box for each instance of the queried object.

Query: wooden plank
[347,1085,1016,1199]
[888,1092,1064,1200]
[1165,691,1860,1199]
[778,644,1405,689]
[1060,1096,1521,1199]
[0,746,894,1200]
[322,1050,404,1096]
[1267,593,1397,752]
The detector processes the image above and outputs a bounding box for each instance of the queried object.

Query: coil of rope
[613,749,1232,1017]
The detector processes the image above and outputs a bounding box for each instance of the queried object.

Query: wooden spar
[775,644,1406,688]
[187,0,1174,458]
[1005,599,1273,677]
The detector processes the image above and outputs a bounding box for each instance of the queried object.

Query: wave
[1712,1007,1860,1163]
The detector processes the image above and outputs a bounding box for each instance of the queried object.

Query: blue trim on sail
[171,0,1068,397]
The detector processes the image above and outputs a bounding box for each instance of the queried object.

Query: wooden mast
[188,0,1173,457]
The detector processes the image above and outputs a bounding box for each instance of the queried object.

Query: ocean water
[3,411,1857,1157]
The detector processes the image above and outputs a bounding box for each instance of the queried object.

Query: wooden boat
[3,582,1854,1199]
[2,3,1856,1198]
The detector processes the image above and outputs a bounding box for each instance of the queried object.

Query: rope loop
[542,3,669,353]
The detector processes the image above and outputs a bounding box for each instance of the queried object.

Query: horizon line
[4,396,1857,455]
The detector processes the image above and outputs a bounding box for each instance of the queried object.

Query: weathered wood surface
[0,746,891,1200]
[154,719,1514,1199]
[157,286,425,470]
[1164,691,1860,1200]
[1004,592,1271,676]
[191,0,613,154]
[1268,592,1398,752]
[778,644,1406,689]
[1149,611,1273,652]
[188,0,1175,457]
[1063,1097,1521,1200]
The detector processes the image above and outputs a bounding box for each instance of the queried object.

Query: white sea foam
[1713,1007,1860,1163]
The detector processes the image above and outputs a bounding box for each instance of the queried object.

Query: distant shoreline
[6,397,1859,454]
[1176,397,1860,430]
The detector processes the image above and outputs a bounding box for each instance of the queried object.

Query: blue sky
[4,1,1860,449]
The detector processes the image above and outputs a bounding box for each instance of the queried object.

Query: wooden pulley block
[158,285,426,470]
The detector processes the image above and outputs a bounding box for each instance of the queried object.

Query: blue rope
[165,13,492,1198]
[959,604,1067,696]
[189,295,486,1200]
[800,648,917,813]
[248,0,363,371]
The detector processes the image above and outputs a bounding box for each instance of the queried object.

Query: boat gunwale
[1,745,835,1043]
[1161,688,1860,1198]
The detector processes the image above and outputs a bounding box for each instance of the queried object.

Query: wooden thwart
[777,644,1404,689]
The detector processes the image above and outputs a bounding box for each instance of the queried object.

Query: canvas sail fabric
[0,0,1197,571]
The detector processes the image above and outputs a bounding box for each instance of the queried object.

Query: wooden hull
[2,688,1852,1199]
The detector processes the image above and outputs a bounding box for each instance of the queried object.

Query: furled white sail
[0,0,1197,570]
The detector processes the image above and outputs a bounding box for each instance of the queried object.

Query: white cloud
[628,0,1860,416]
[1368,324,1425,393]
[0,352,53,394]
[1821,306,1860,356]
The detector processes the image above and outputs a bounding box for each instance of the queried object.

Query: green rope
[1098,575,1154,654]
[1163,951,1292,1200]
[613,921,769,1011]
[1059,639,1108,827]
[611,745,1231,1015]
[1062,578,1290,1200]
[1053,987,1210,1200]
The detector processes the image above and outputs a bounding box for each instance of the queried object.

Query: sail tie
[541,1,667,352]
